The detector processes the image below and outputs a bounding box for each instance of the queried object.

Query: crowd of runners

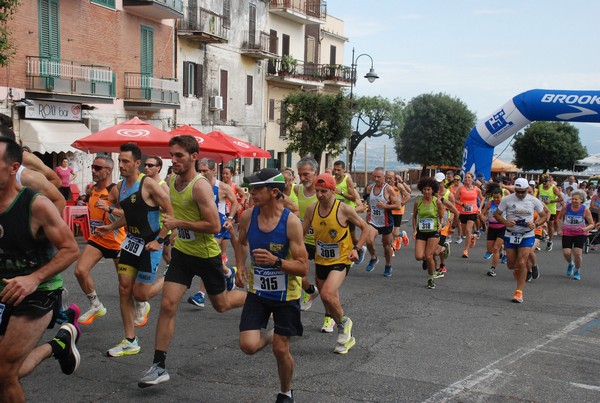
[1,127,599,402]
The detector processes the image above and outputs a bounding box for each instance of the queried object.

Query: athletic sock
[279,391,293,398]
[153,350,167,368]
[86,291,100,307]
[126,337,136,343]
[304,284,316,294]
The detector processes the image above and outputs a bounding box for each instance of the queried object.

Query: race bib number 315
[253,267,286,292]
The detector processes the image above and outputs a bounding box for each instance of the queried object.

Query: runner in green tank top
[537,173,563,251]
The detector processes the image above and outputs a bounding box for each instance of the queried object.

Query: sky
[325,0,600,167]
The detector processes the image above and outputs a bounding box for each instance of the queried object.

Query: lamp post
[346,47,379,172]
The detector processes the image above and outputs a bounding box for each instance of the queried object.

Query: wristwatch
[340,191,344,196]
[156,237,165,245]
[108,205,115,214]
[274,257,282,269]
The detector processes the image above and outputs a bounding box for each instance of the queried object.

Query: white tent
[576,154,600,166]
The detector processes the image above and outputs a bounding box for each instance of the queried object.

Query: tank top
[391,185,405,215]
[88,184,126,250]
[335,175,357,208]
[487,200,505,229]
[287,183,299,206]
[416,196,439,232]
[312,200,352,266]
[170,175,221,258]
[562,203,587,236]
[368,183,393,228]
[247,207,301,301]
[438,189,451,236]
[297,184,317,245]
[0,188,62,292]
[118,174,160,243]
[538,185,558,214]
[459,186,479,214]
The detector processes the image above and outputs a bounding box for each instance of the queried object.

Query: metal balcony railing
[26,56,115,98]
[178,7,228,41]
[124,72,179,104]
[241,31,277,55]
[267,57,352,84]
[270,0,327,21]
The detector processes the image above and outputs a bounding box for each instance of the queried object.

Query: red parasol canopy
[169,125,238,163]
[206,130,271,159]
[71,117,172,157]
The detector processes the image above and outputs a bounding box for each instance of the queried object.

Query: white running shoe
[321,316,336,333]
[134,301,150,328]
[107,337,141,357]
[78,303,107,325]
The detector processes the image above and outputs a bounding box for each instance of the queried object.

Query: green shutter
[267,150,275,168]
[91,0,116,8]
[141,26,154,77]
[39,0,60,59]
[286,151,292,168]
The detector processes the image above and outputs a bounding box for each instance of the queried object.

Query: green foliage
[396,93,475,168]
[281,91,352,165]
[348,95,405,170]
[0,0,20,67]
[512,121,587,172]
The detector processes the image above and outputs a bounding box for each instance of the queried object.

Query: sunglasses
[515,190,527,194]
[92,165,106,171]
[144,163,157,168]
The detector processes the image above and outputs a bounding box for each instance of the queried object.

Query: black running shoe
[526,271,532,282]
[53,323,80,375]
[532,265,540,280]
[275,390,294,403]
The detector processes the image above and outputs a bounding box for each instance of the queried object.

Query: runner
[455,172,483,258]
[557,189,595,280]
[222,166,247,221]
[365,167,399,277]
[433,173,459,277]
[235,167,308,403]
[74,155,127,326]
[493,178,547,303]
[449,173,464,243]
[95,143,173,357]
[138,135,247,388]
[0,138,80,402]
[303,173,369,354]
[537,173,563,251]
[386,170,411,253]
[480,185,505,277]
[412,177,445,289]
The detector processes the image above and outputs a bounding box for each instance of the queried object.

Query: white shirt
[497,193,545,237]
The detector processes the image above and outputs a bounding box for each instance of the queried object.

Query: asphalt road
[20,199,600,403]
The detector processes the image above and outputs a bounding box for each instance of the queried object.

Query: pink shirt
[55,166,73,187]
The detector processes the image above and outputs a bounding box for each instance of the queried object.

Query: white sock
[86,291,100,307]
[279,391,292,398]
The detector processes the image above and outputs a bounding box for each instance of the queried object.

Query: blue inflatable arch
[462,89,600,179]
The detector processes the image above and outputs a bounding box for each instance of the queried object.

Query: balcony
[241,31,278,59]
[124,73,179,109]
[322,64,352,87]
[26,56,115,103]
[266,57,324,88]
[177,7,228,43]
[269,0,326,24]
[122,0,183,21]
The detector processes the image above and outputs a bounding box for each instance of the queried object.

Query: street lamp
[346,47,379,171]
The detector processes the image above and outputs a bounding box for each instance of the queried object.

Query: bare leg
[273,334,294,393]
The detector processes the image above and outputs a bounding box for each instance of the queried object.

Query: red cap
[315,173,336,191]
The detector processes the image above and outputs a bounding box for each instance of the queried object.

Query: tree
[512,121,587,172]
[281,91,352,166]
[348,96,405,171]
[0,1,20,67]
[396,93,475,175]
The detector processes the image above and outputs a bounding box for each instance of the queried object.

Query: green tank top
[170,174,221,258]
[297,184,317,245]
[288,183,299,206]
[416,196,439,232]
[538,184,558,214]
[335,175,357,208]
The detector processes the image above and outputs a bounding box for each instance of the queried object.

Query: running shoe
[574,270,581,280]
[334,336,356,355]
[134,301,150,328]
[392,237,402,251]
[337,317,353,344]
[546,241,553,251]
[566,262,575,277]
[356,245,367,264]
[300,288,320,311]
[443,241,450,259]
[487,267,496,277]
[383,265,393,277]
[321,316,335,333]
[226,266,237,291]
[439,264,447,274]
[365,257,379,272]
[422,260,427,270]
[455,238,463,244]
[526,271,532,282]
[462,250,469,258]
[138,363,170,388]
[78,303,107,325]
[470,234,478,248]
[275,391,295,403]
[433,269,444,279]
[500,253,507,264]
[107,337,141,357]
[532,265,540,280]
[65,304,81,342]
[187,291,205,308]
[53,323,80,375]
[512,290,523,303]
[483,252,493,260]
[427,279,435,289]
[535,245,541,251]
[402,230,410,246]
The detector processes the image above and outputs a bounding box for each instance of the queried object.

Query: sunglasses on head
[92,165,106,171]
[144,163,157,168]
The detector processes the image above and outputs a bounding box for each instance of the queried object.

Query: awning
[19,120,91,154]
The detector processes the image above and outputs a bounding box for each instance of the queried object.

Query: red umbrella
[206,130,271,158]
[169,125,238,163]
[72,117,172,157]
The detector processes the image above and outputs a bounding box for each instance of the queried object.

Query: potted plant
[324,64,337,79]
[279,55,297,75]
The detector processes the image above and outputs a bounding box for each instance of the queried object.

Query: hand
[528,222,536,230]
[505,221,515,228]
[162,214,178,231]
[223,219,233,229]
[95,199,109,211]
[348,249,358,262]
[145,239,163,251]
[1,275,39,306]
[236,265,248,288]
[376,200,385,209]
[558,230,563,237]
[94,224,111,237]
[252,248,276,266]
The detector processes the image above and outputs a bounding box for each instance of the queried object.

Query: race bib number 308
[177,228,196,241]
[316,240,340,259]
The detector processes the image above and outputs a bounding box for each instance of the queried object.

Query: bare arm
[144,178,174,243]
[302,202,316,236]
[21,169,66,212]
[234,208,252,287]
[339,175,357,202]
[220,182,239,219]
[22,151,61,188]
[282,194,299,216]
[163,177,220,234]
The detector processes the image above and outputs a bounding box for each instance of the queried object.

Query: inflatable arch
[462,89,600,179]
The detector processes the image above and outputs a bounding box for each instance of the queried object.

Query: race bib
[541,196,549,202]
[253,267,286,292]
[177,228,196,241]
[372,208,382,216]
[566,215,584,225]
[462,203,473,212]
[509,232,523,245]
[307,226,314,236]
[316,240,340,259]
[90,220,104,234]
[121,234,145,256]
[419,218,435,231]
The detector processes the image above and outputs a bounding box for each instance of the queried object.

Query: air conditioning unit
[83,118,99,133]
[209,95,224,111]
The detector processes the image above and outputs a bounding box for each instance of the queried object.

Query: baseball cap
[434,172,446,182]
[528,180,536,186]
[514,178,529,190]
[315,173,336,191]
[243,168,285,190]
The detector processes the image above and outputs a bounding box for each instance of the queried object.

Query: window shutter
[182,61,190,97]
[246,75,253,105]
[141,26,154,76]
[39,0,60,59]
[248,4,256,46]
[195,64,203,97]
[267,150,276,168]
[223,0,231,29]
[268,99,275,121]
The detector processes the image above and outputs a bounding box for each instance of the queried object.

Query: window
[248,3,256,46]
[330,45,337,65]
[246,75,253,105]
[268,99,275,121]
[182,62,203,98]
[141,26,154,76]
[279,101,287,138]
[223,0,231,29]
[91,0,115,9]
[306,36,315,64]
[282,34,290,56]
[220,70,228,121]
[39,0,60,59]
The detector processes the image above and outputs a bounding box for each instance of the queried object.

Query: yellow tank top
[538,184,558,214]
[170,174,221,258]
[288,183,299,206]
[312,200,353,266]
[297,184,317,245]
[335,175,357,208]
